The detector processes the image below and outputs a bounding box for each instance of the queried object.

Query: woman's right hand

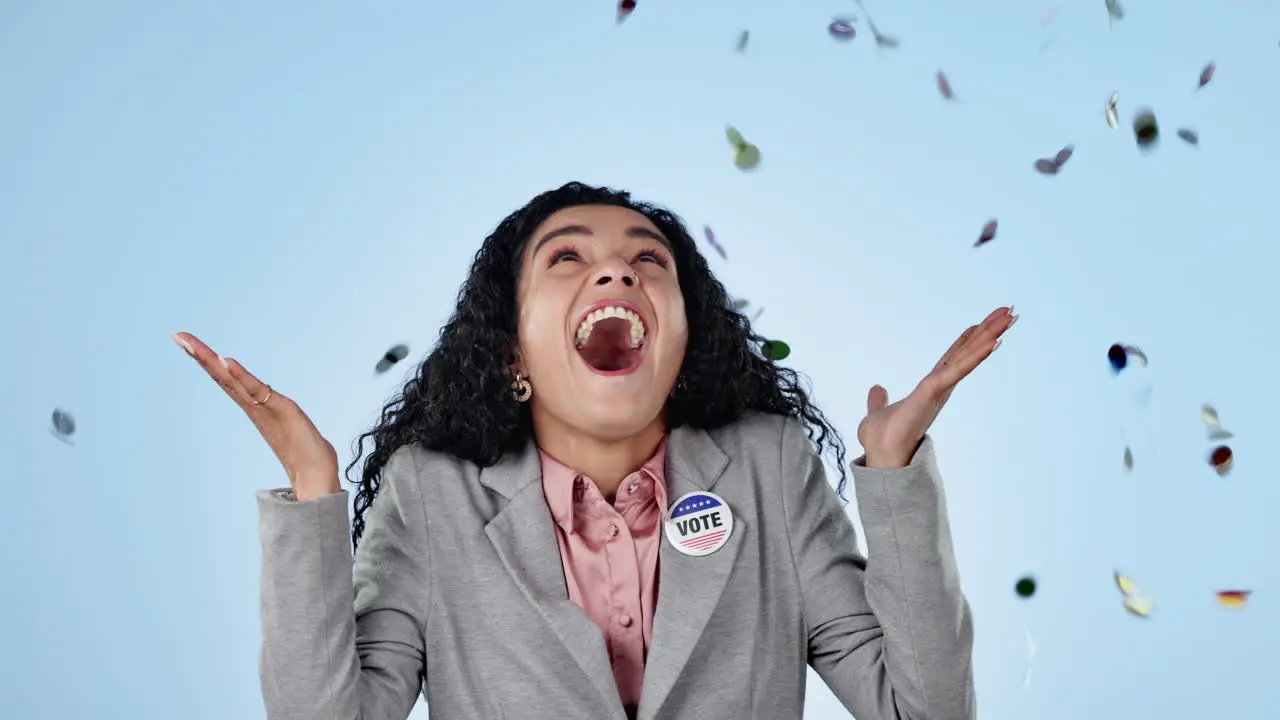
[173,332,341,501]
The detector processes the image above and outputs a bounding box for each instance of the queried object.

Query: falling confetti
[375,344,410,374]
[1107,344,1127,371]
[725,125,761,171]
[1015,575,1037,598]
[1105,0,1124,24]
[702,226,727,260]
[1123,345,1148,367]
[828,19,856,40]
[1198,62,1216,90]
[936,71,954,100]
[1123,446,1134,472]
[729,297,750,312]
[1123,594,1153,617]
[855,0,900,48]
[1176,128,1199,145]
[1216,590,1251,609]
[1115,571,1140,596]
[1106,93,1120,128]
[50,408,76,445]
[1033,145,1075,175]
[616,0,635,24]
[761,339,790,361]
[975,219,998,247]
[1115,571,1153,617]
[1107,344,1147,373]
[736,30,749,52]
[1134,109,1159,150]
[1202,404,1234,440]
[1201,404,1220,425]
[1209,445,1233,476]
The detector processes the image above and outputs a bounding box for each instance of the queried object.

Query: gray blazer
[257,412,975,720]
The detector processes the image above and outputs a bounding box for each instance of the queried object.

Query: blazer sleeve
[779,416,976,720]
[257,446,431,720]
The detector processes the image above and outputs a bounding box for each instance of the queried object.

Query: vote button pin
[664,491,733,557]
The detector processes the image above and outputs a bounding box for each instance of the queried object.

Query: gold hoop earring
[511,372,533,403]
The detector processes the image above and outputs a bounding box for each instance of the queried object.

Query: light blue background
[3,0,1277,717]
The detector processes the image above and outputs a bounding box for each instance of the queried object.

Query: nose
[591,259,639,287]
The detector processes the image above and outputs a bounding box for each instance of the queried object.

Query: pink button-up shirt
[539,440,669,717]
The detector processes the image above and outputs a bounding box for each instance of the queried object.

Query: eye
[634,249,669,268]
[548,246,580,265]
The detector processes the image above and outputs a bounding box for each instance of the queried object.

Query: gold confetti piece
[1106,93,1119,129]
[1201,403,1234,439]
[1115,570,1140,596]
[1124,594,1153,617]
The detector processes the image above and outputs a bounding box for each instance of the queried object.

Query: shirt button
[607,523,619,538]
[618,614,633,628]
[627,481,639,494]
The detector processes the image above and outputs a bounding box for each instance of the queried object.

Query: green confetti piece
[725,125,746,149]
[762,339,790,361]
[1015,576,1037,598]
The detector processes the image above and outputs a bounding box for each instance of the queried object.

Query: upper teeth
[575,305,646,349]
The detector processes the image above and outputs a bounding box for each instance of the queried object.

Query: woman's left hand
[857,306,1018,469]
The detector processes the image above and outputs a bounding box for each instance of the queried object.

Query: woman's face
[514,204,688,441]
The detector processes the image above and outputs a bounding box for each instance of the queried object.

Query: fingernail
[994,338,1004,351]
[172,333,195,357]
[1009,313,1020,328]
[219,355,229,370]
[1007,305,1016,316]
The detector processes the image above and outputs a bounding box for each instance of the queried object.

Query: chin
[572,390,668,439]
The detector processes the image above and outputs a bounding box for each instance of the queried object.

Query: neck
[532,412,666,501]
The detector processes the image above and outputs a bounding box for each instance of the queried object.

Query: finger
[224,357,282,410]
[972,306,1016,344]
[867,384,889,413]
[938,334,1003,387]
[941,307,1015,366]
[175,332,248,404]
[934,325,978,371]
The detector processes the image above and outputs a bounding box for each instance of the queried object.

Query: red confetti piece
[975,219,998,247]
[1198,61,1216,89]
[617,0,636,23]
[936,71,954,100]
[1033,158,1059,175]
[702,226,727,260]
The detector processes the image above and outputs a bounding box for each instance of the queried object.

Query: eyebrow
[531,224,672,258]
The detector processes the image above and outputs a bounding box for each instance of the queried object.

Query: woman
[175,182,1012,720]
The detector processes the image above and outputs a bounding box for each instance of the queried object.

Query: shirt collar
[539,437,669,535]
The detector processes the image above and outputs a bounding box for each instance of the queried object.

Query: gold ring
[252,385,273,406]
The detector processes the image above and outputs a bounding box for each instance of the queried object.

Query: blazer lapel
[639,425,743,720]
[481,442,624,717]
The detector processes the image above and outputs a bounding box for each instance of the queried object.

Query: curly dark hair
[346,182,849,548]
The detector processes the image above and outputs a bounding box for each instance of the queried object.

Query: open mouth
[574,304,647,374]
